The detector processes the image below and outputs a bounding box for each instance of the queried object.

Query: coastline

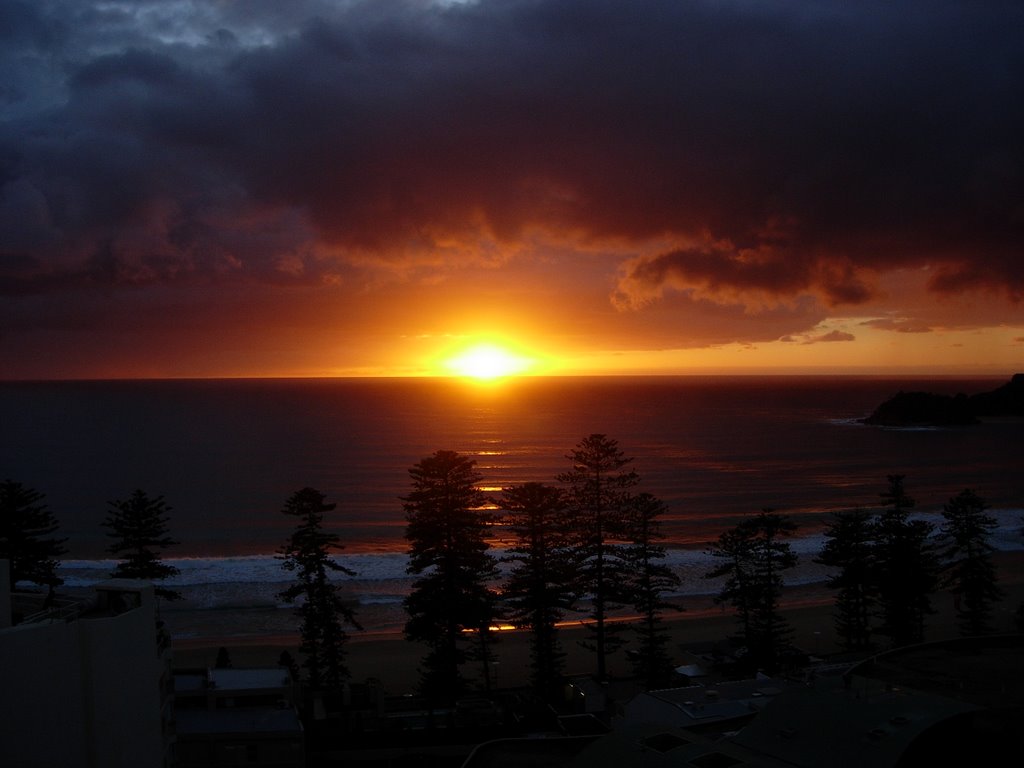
[172,552,1024,696]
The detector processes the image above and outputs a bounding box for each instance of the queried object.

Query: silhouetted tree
[706,523,758,647]
[0,480,66,602]
[707,510,797,673]
[816,509,876,651]
[103,489,182,601]
[278,487,361,691]
[623,492,681,688]
[747,510,798,671]
[940,489,1003,635]
[501,482,575,698]
[558,434,639,680]
[278,650,300,681]
[872,475,938,646]
[403,450,498,703]
[464,619,500,694]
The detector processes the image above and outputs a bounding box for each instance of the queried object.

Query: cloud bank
[1,0,1021,373]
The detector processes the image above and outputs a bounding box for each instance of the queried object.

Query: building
[0,561,174,768]
[562,636,1024,767]
[623,677,795,735]
[173,667,305,768]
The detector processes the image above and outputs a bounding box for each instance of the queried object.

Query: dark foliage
[103,489,182,601]
[278,487,361,691]
[278,650,300,681]
[706,523,758,647]
[940,489,1003,635]
[872,475,938,647]
[816,509,876,651]
[0,480,66,600]
[501,482,575,697]
[558,434,639,680]
[403,450,498,704]
[623,492,681,688]
[706,509,797,673]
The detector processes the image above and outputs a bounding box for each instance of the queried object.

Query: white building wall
[0,619,91,767]
[79,598,167,767]
[0,581,168,768]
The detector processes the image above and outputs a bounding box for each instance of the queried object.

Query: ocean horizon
[4,374,1021,637]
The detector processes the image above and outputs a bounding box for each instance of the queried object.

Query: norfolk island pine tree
[558,434,639,681]
[940,488,1003,636]
[103,489,182,601]
[0,480,66,605]
[403,450,498,703]
[277,487,361,691]
[623,492,681,688]
[501,481,576,698]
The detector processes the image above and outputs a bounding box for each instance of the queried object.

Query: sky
[1,0,1022,379]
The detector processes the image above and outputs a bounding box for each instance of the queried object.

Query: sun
[444,342,533,380]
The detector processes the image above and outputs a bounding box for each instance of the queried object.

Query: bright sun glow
[444,342,533,380]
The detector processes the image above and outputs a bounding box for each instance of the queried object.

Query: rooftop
[625,677,795,730]
[847,634,1024,709]
[175,708,303,736]
[730,685,977,768]
[209,668,292,691]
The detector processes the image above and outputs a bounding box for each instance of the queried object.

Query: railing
[14,594,88,624]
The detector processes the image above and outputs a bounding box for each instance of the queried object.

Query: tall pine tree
[103,489,181,601]
[706,510,797,673]
[278,487,361,690]
[558,434,638,680]
[501,482,575,698]
[623,492,681,688]
[0,480,66,602]
[403,450,498,703]
[940,488,1003,635]
[747,510,798,671]
[816,509,876,651]
[873,475,938,647]
[705,523,759,649]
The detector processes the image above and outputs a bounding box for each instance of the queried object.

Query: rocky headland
[862,373,1024,426]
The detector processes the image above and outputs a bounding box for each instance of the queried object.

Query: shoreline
[172,553,1024,696]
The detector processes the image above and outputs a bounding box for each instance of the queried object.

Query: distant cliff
[862,374,1024,426]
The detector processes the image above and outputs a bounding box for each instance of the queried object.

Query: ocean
[2,376,1021,638]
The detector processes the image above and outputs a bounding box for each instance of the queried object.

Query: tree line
[0,483,184,602]
[401,435,683,705]
[1,436,1012,706]
[706,474,1008,675]
[817,475,1005,648]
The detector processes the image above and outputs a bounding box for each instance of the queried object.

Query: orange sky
[1,1,1022,379]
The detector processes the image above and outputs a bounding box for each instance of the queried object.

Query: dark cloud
[804,330,855,344]
[861,318,933,334]
[1,0,1022,325]
[613,241,872,309]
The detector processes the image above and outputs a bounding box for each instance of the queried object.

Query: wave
[56,508,1022,611]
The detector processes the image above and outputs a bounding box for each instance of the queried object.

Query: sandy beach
[172,552,1024,695]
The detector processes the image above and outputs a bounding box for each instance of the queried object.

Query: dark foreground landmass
[862,373,1024,426]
